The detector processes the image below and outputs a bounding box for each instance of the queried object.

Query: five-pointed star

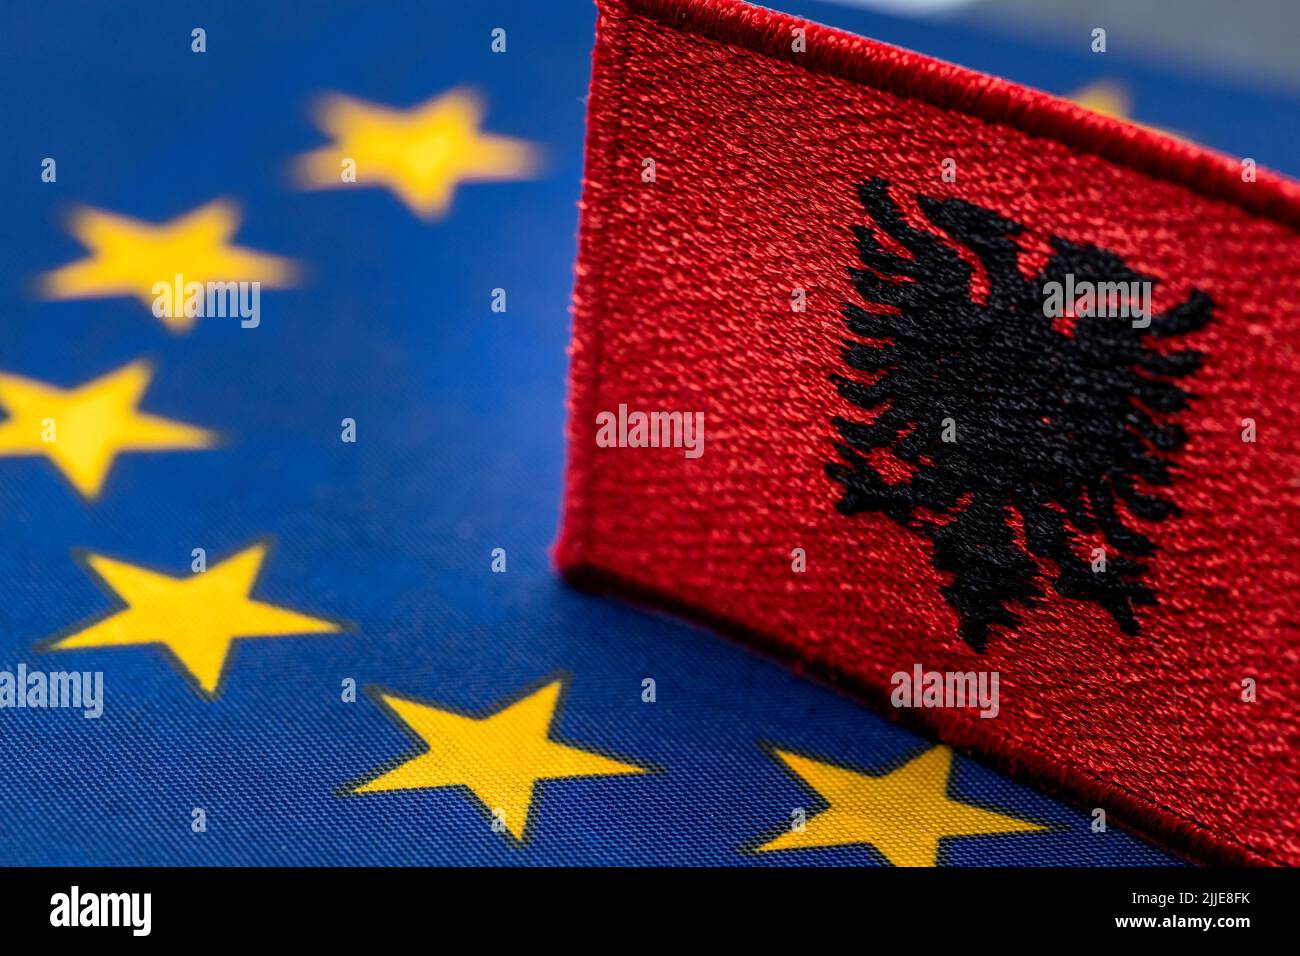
[0,360,214,499]
[43,542,342,699]
[294,88,539,219]
[347,679,648,842]
[757,745,1047,865]
[39,200,297,332]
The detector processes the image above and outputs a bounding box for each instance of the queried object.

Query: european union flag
[2,0,1293,870]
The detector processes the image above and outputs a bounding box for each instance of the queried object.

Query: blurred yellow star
[39,201,297,333]
[757,745,1047,865]
[1069,79,1133,120]
[347,679,648,842]
[294,88,540,219]
[44,542,342,698]
[0,360,214,499]
[1069,80,1186,142]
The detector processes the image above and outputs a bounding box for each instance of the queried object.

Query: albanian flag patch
[558,0,1300,865]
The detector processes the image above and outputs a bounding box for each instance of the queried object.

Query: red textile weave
[558,0,1300,865]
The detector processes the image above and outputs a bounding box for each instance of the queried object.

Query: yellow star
[42,542,342,699]
[1069,79,1133,120]
[1069,80,1187,143]
[756,745,1047,865]
[294,88,540,219]
[0,360,215,499]
[39,200,297,332]
[347,679,648,842]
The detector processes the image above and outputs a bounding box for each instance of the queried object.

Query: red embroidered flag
[558,0,1300,865]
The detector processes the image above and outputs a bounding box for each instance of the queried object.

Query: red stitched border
[557,0,1287,866]
[627,0,1300,234]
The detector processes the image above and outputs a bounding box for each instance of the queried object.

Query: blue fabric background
[3,0,1291,865]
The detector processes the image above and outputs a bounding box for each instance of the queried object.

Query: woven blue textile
[3,0,1291,866]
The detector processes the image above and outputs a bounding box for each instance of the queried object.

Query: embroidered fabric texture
[558,0,1300,865]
